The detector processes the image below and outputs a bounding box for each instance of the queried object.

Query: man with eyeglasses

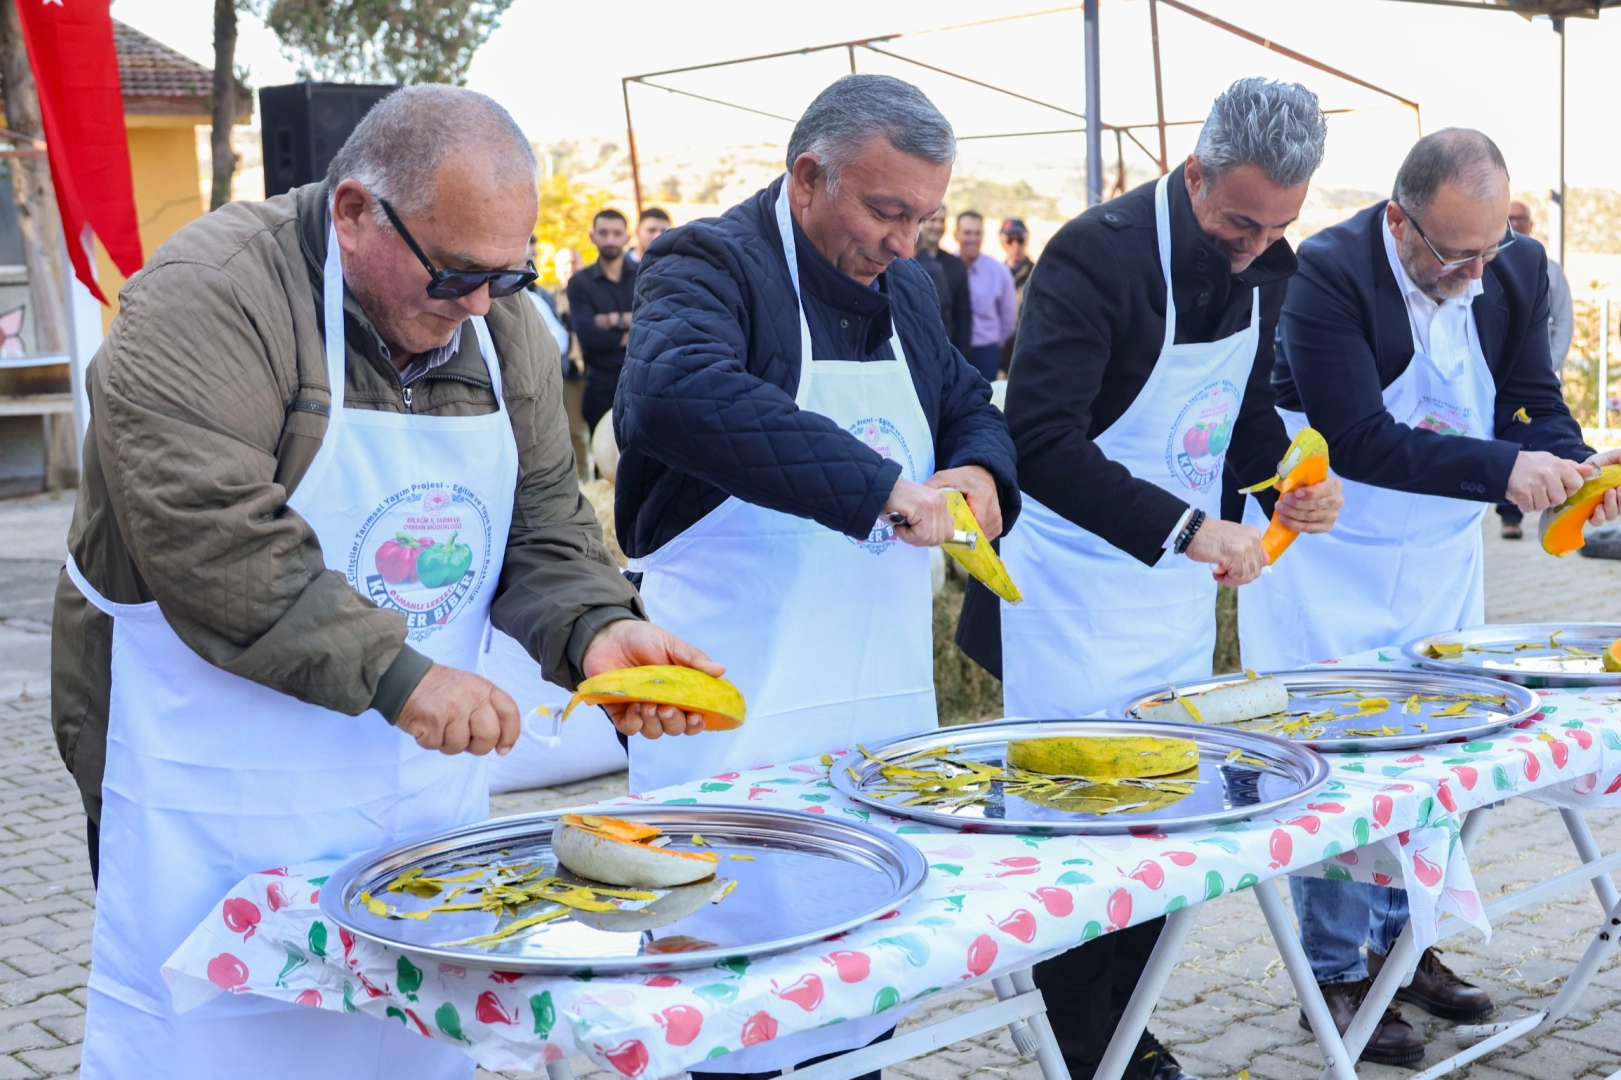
[55,86,717,1079]
[1240,128,1620,1064]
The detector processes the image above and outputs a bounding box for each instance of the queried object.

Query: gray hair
[1194,77,1327,189]
[325,85,537,223]
[786,74,955,193]
[1392,128,1509,218]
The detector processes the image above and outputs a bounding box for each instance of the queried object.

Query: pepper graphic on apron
[1000,173,1261,719]
[72,226,518,1080]
[1239,227,1496,670]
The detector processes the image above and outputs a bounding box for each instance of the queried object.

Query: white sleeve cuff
[1164,507,1195,552]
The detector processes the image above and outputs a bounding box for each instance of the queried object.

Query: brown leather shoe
[1369,947,1494,1022]
[1501,520,1523,539]
[1297,977,1424,1066]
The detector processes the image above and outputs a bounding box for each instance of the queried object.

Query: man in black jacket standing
[958,78,1344,1080]
[567,209,637,431]
[614,74,1018,1079]
[915,205,973,355]
[1241,129,1619,1064]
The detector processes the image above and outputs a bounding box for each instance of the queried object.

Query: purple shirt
[963,253,1017,348]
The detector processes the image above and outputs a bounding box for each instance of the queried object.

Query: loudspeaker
[259,82,401,198]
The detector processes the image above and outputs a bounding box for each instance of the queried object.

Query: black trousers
[87,817,100,887]
[582,377,617,435]
[1496,502,1523,524]
[1033,916,1165,1080]
[689,1026,893,1080]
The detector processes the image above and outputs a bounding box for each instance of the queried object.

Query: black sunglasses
[375,196,538,300]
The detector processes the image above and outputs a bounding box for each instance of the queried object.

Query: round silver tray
[1403,623,1621,688]
[1120,668,1540,752]
[830,719,1329,835]
[319,805,928,975]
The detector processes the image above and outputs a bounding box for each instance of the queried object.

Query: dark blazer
[1273,202,1589,501]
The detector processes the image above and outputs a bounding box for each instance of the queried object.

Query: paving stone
[0,1025,55,1056]
[13,1046,78,1076]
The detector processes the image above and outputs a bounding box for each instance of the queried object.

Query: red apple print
[1269,828,1293,869]
[1604,772,1621,795]
[1307,802,1345,814]
[1287,815,1321,835]
[967,933,998,976]
[488,970,524,984]
[1163,851,1197,867]
[824,950,871,983]
[266,883,294,912]
[1397,754,1423,764]
[773,974,825,1011]
[995,857,1040,868]
[1397,830,1410,845]
[715,772,740,781]
[1032,887,1074,917]
[1451,765,1478,790]
[876,910,901,920]
[309,889,319,904]
[602,1039,650,1078]
[656,1004,704,1045]
[206,952,248,991]
[1372,795,1393,828]
[476,991,518,1025]
[996,909,1039,943]
[1106,888,1132,930]
[1512,734,1532,743]
[1445,887,1482,922]
[295,989,322,1008]
[339,928,357,964]
[1575,773,1598,795]
[1549,740,1569,769]
[1412,853,1442,887]
[263,867,288,876]
[403,1008,431,1038]
[356,971,387,999]
[1373,873,1393,886]
[1380,782,1415,792]
[1568,729,1593,750]
[804,804,826,814]
[741,1011,779,1046]
[643,975,680,988]
[1516,748,1540,782]
[1128,860,1165,890]
[222,898,261,939]
[1436,780,1457,812]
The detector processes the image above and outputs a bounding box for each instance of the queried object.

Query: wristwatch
[1173,509,1206,556]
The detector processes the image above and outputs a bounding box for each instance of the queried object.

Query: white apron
[1239,287,1495,669]
[1001,173,1260,718]
[75,229,519,1080]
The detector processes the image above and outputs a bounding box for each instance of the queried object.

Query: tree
[210,0,240,211]
[255,0,516,86]
[531,173,611,288]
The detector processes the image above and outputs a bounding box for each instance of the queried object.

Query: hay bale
[580,477,626,567]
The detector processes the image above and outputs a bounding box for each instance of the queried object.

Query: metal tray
[830,719,1329,835]
[319,805,928,975]
[1404,623,1621,688]
[1120,668,1539,752]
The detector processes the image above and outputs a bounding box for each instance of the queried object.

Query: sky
[109,0,1621,200]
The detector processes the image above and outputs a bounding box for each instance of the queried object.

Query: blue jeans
[1291,876,1409,984]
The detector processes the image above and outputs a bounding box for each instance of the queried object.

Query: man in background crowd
[1000,217,1036,369]
[631,206,673,264]
[915,205,973,356]
[567,209,638,432]
[957,209,1016,381]
[1498,199,1576,537]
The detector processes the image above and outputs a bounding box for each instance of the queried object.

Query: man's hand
[1274,475,1344,535]
[1184,518,1268,586]
[881,477,954,547]
[1506,451,1588,514]
[1584,449,1621,525]
[396,663,522,756]
[583,619,726,741]
[926,465,1003,540]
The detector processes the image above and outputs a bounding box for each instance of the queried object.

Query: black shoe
[1126,1031,1202,1080]
[1297,977,1424,1066]
[1501,520,1523,539]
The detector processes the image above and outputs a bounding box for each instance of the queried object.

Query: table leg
[1250,878,1358,1080]
[992,973,1041,1056]
[546,1058,577,1080]
[1011,966,1071,1080]
[1091,904,1199,1080]
[1561,807,1621,915]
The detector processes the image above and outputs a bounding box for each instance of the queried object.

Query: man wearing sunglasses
[1240,128,1620,1064]
[55,85,717,1080]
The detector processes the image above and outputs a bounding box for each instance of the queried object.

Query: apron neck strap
[1153,174,1178,356]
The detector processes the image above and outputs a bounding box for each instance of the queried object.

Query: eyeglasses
[1395,202,1516,273]
[375,196,538,299]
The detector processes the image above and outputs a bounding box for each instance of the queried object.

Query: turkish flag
[16,0,142,304]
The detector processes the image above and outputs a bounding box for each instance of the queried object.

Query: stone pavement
[0,495,1619,1079]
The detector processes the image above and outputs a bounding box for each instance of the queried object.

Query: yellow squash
[942,489,1023,604]
[561,666,746,731]
[1239,427,1330,565]
[1540,465,1621,556]
[1604,639,1621,673]
[1007,735,1199,778]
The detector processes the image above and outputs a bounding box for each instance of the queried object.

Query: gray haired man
[956,77,1344,1080]
[56,84,718,1077]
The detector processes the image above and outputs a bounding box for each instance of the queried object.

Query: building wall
[93,115,206,331]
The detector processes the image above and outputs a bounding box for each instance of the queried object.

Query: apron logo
[848,417,916,555]
[348,484,494,641]
[1167,380,1241,492]
[1408,397,1476,438]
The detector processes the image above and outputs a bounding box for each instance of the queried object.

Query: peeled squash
[941,489,1023,604]
[1239,427,1330,564]
[1605,640,1621,673]
[1135,676,1289,726]
[1539,465,1621,556]
[551,814,719,889]
[562,666,746,731]
[1006,735,1199,778]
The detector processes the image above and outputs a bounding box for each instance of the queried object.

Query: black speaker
[259,82,401,198]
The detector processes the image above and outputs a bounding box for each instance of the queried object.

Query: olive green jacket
[52,182,642,823]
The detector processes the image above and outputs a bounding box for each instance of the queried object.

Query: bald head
[1392,128,1508,220]
[1387,129,1512,303]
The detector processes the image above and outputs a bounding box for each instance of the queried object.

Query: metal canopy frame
[618,1,1423,214]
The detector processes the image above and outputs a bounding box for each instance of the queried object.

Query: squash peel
[1539,465,1621,556]
[561,666,746,731]
[1239,427,1330,564]
[940,489,1022,603]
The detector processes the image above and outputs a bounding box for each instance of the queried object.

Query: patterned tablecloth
[162,653,1621,1078]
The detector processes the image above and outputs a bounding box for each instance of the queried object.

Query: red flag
[16,0,142,304]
